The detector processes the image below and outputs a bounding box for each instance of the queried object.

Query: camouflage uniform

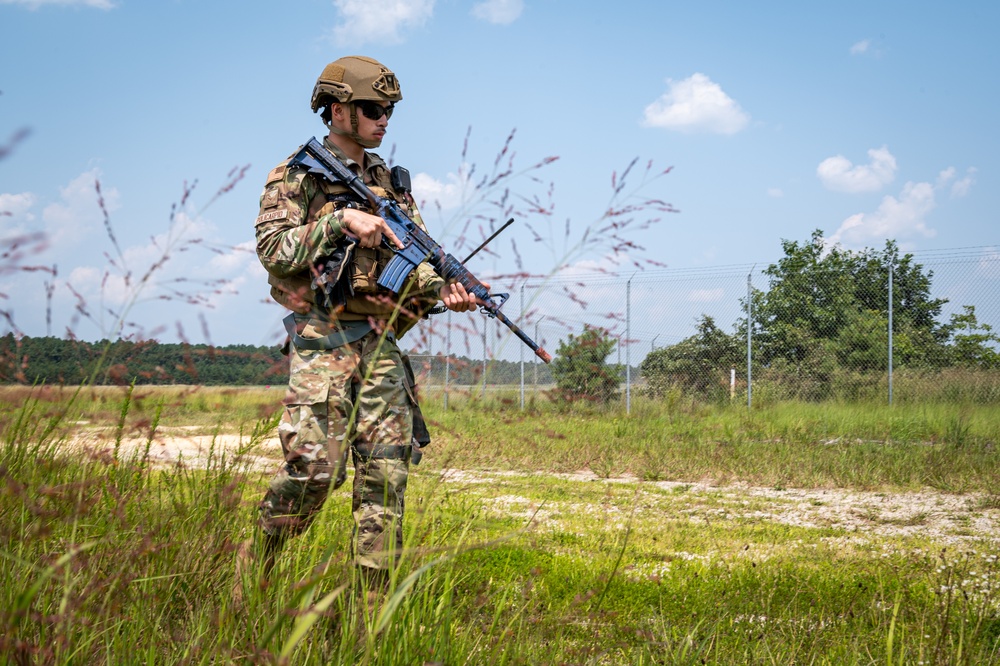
[254,137,443,571]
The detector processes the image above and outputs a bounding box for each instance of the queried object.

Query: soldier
[241,55,482,593]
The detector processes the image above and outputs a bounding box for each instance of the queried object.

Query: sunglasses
[356,100,395,121]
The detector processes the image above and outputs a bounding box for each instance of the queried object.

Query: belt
[354,442,410,460]
[282,314,396,351]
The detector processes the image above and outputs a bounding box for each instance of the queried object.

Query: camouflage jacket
[255,137,444,333]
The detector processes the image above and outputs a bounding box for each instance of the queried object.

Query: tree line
[0,335,548,387]
[0,335,289,386]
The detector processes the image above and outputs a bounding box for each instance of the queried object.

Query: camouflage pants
[258,323,412,571]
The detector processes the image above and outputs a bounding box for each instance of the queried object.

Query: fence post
[427,321,433,384]
[747,269,753,410]
[520,283,525,410]
[626,273,633,415]
[444,310,451,410]
[888,260,894,405]
[617,333,623,404]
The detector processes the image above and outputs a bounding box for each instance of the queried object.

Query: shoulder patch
[262,187,281,208]
[255,209,289,225]
[266,165,286,184]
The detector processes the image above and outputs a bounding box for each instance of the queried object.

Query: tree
[641,315,742,399]
[744,230,949,372]
[550,325,619,403]
[947,305,1000,369]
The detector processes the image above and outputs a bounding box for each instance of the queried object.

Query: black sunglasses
[356,100,395,121]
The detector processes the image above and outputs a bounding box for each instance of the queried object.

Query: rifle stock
[289,137,552,364]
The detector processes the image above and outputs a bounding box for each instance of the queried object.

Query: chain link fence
[406,244,1000,410]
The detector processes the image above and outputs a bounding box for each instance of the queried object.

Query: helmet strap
[326,103,381,149]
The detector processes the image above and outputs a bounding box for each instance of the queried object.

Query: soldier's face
[330,101,388,147]
[355,103,388,144]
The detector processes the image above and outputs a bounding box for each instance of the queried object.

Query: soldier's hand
[341,209,404,249]
[440,280,489,313]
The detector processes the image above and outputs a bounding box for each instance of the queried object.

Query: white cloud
[0,192,38,243]
[1,173,272,342]
[850,39,871,55]
[641,73,750,135]
[412,166,473,212]
[41,168,120,247]
[329,0,434,46]
[0,191,37,221]
[66,264,128,304]
[471,0,523,24]
[817,145,897,193]
[207,240,256,274]
[767,187,784,198]
[0,0,115,8]
[936,166,977,199]
[57,207,247,337]
[943,166,976,198]
[827,180,938,248]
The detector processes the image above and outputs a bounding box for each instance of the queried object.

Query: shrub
[550,325,619,404]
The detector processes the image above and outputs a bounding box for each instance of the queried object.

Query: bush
[641,316,741,400]
[550,325,619,404]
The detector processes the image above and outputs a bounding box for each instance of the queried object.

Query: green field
[2,386,999,664]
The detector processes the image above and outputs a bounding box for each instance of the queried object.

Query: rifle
[289,137,552,363]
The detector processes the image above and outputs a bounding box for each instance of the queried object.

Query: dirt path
[437,469,1000,545]
[70,426,283,470]
[70,430,1000,544]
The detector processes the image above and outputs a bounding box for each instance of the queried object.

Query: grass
[0,384,284,432]
[426,393,1000,493]
[2,385,999,664]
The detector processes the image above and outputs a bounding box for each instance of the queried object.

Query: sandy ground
[70,426,283,471]
[436,470,1000,545]
[69,429,1000,545]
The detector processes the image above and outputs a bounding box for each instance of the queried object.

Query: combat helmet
[311,56,401,148]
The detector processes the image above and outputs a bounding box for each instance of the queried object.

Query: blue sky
[1,0,997,349]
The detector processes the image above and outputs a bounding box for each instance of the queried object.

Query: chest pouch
[350,246,391,293]
[312,241,355,311]
[309,192,367,309]
[346,184,400,294]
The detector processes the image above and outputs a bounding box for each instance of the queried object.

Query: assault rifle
[289,137,552,363]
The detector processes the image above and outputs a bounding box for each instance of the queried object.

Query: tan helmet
[310,55,402,112]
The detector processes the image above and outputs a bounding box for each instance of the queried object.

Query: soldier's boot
[355,566,390,621]
[233,532,285,610]
[366,568,390,610]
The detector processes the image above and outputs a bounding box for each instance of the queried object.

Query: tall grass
[747,366,1000,405]
[2,387,1000,663]
[425,394,1000,492]
[0,385,283,433]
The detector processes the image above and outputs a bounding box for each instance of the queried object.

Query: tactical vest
[262,149,423,330]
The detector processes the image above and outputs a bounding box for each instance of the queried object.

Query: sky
[1,0,998,354]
